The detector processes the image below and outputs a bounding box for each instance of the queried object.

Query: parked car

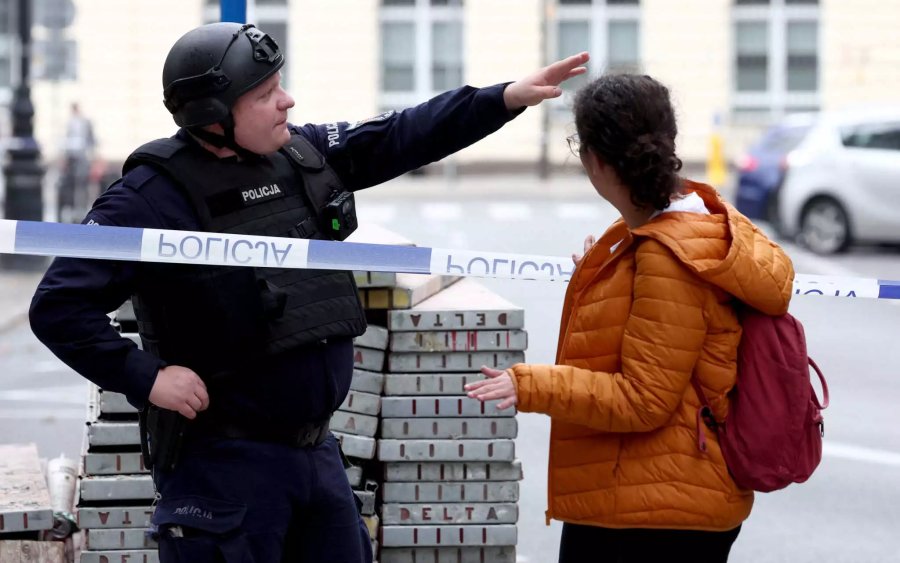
[777,108,900,254]
[734,114,815,224]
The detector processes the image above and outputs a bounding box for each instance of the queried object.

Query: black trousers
[558,522,742,563]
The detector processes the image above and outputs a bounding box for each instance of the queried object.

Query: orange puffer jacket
[509,181,794,531]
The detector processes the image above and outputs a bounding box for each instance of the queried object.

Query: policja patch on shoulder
[346,110,396,131]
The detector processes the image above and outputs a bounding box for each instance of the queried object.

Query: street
[2,175,900,561]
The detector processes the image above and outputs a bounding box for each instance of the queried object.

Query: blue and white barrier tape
[1,219,898,300]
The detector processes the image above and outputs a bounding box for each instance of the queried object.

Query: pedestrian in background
[57,102,96,222]
[466,73,794,563]
[29,21,588,563]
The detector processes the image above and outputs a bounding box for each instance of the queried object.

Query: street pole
[2,0,47,271]
[220,0,247,23]
[537,0,551,179]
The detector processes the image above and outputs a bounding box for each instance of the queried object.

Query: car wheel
[799,197,851,254]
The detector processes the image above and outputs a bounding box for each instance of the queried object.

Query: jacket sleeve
[291,83,521,190]
[510,239,709,432]
[29,185,167,408]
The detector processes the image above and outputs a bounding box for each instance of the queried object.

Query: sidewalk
[0,269,43,334]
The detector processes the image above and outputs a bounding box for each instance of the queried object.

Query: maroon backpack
[691,308,829,492]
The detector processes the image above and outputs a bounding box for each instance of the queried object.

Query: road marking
[824,442,900,467]
[487,203,534,221]
[556,203,601,219]
[0,384,88,404]
[357,203,397,223]
[421,203,463,221]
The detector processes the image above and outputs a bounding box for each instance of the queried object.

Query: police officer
[30,22,588,563]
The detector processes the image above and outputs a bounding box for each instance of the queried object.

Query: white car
[776,107,900,254]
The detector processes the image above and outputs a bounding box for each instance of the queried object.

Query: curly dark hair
[573,74,683,210]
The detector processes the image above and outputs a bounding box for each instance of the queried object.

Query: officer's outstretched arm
[502,52,590,110]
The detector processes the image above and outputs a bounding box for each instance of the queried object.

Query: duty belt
[193,417,331,449]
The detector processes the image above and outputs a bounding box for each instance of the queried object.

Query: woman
[465,74,794,562]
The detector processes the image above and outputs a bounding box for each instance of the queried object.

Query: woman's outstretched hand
[465,366,518,410]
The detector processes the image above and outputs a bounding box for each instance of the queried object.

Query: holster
[139,405,186,472]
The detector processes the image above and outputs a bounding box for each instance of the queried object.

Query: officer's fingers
[177,403,198,420]
[181,369,206,390]
[563,67,588,81]
[583,235,595,253]
[196,390,210,411]
[546,52,589,79]
[186,395,203,412]
[535,85,562,101]
[193,380,209,402]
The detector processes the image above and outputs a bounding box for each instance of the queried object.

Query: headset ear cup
[175,99,232,129]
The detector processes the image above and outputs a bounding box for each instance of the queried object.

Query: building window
[379,0,464,110]
[555,0,641,94]
[203,0,290,89]
[733,0,819,120]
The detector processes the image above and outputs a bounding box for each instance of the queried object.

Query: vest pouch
[257,276,288,320]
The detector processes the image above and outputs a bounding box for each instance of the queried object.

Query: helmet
[162,23,284,128]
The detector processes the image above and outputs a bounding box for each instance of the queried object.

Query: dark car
[734,114,815,225]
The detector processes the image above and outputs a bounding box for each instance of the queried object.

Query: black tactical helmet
[162,22,284,129]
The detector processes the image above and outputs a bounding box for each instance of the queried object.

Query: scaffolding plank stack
[377,278,526,563]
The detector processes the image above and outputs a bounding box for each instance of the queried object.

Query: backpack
[691,308,829,492]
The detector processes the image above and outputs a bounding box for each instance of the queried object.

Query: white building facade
[0,0,895,171]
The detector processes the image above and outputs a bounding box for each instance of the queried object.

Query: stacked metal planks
[378,278,526,563]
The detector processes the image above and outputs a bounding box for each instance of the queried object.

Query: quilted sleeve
[510,239,709,432]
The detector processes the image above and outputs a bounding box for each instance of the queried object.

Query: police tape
[1,219,898,300]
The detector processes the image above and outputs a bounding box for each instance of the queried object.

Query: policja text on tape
[2,219,899,299]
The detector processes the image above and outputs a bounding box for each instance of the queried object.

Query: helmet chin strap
[188,115,260,161]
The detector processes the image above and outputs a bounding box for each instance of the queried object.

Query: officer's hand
[149,365,210,420]
[572,234,596,265]
[503,52,590,110]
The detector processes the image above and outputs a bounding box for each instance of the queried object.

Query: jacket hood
[632,180,794,315]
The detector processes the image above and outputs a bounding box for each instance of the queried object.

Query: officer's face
[232,72,295,154]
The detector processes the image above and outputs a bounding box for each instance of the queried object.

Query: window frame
[554,0,641,75]
[379,0,464,110]
[732,0,820,120]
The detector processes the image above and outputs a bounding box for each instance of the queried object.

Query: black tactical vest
[123,133,366,378]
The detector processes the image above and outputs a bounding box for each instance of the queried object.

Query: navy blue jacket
[30,84,520,426]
